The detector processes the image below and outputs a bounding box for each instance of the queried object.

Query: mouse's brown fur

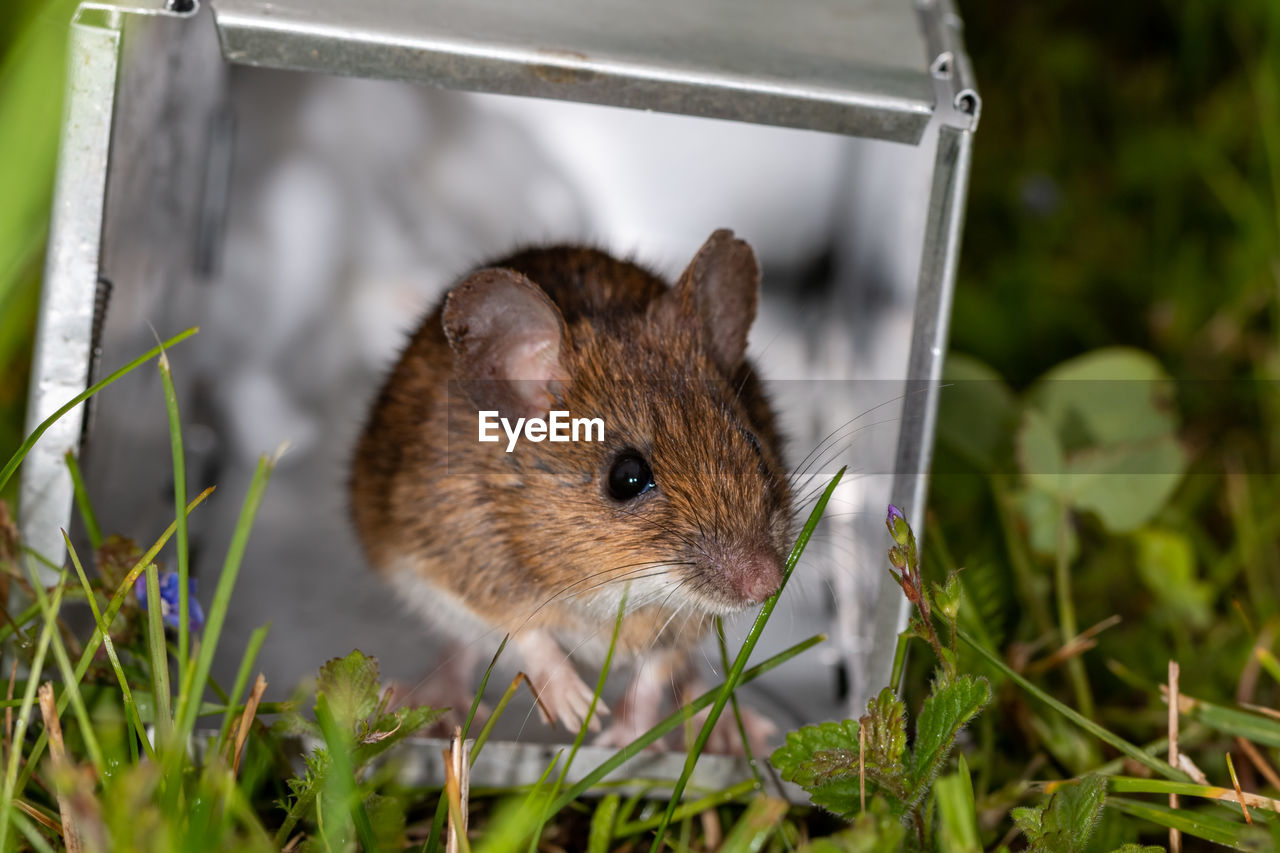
[350,230,792,732]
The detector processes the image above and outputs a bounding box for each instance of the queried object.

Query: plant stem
[1054,497,1094,719]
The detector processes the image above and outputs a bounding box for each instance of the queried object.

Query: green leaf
[1029,348,1177,448]
[1107,797,1270,849]
[1015,488,1078,561]
[1017,348,1188,533]
[353,704,444,766]
[1018,408,1066,496]
[907,675,990,796]
[1108,845,1164,852]
[937,352,1019,471]
[366,793,408,850]
[770,720,867,818]
[315,650,381,731]
[796,797,906,853]
[769,690,909,818]
[1133,526,1212,628]
[933,754,981,853]
[1014,775,1107,852]
[1060,436,1187,533]
[863,688,908,773]
[932,572,963,623]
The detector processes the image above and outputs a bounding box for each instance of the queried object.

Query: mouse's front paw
[516,630,609,733]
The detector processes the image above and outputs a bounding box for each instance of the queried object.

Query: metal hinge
[917,0,981,131]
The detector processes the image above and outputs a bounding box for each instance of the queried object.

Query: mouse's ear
[673,229,760,373]
[443,268,570,418]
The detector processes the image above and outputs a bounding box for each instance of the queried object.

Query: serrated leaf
[770,721,869,817]
[315,650,381,730]
[1015,775,1107,852]
[908,675,990,796]
[353,705,445,766]
[863,688,908,772]
[1109,845,1164,852]
[770,703,908,819]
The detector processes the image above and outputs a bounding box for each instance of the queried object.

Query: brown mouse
[349,229,793,742]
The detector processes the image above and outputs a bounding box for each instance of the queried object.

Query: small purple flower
[886,504,909,545]
[134,571,205,631]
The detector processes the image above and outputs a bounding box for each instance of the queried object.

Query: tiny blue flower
[134,570,205,631]
[886,504,910,545]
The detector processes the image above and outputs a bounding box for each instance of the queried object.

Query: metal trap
[23,0,978,793]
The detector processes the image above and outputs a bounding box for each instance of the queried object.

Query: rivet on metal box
[22,0,979,793]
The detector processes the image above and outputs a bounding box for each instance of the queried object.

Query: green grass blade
[1107,775,1278,815]
[144,563,173,747]
[1180,696,1280,748]
[20,559,105,775]
[315,693,379,852]
[0,579,64,852]
[587,794,620,853]
[173,452,274,747]
[64,530,156,761]
[157,349,191,690]
[0,327,197,493]
[548,633,825,815]
[957,626,1188,782]
[1107,796,1263,849]
[528,592,627,853]
[9,809,56,853]
[217,623,270,748]
[715,793,789,853]
[63,451,100,549]
[11,489,215,796]
[716,619,764,789]
[649,467,844,853]
[615,780,759,841]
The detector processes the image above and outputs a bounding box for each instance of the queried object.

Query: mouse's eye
[607,451,654,501]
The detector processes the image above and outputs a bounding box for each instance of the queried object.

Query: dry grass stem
[38,682,81,853]
[231,674,268,776]
[1235,736,1280,791]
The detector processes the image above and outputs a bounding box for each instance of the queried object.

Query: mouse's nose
[725,548,784,606]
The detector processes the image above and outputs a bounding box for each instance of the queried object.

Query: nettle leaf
[863,688,908,773]
[1014,774,1107,852]
[353,705,445,766]
[315,650,381,730]
[771,720,865,817]
[770,693,910,819]
[907,675,990,797]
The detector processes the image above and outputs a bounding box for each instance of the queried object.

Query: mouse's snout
[719,546,785,608]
